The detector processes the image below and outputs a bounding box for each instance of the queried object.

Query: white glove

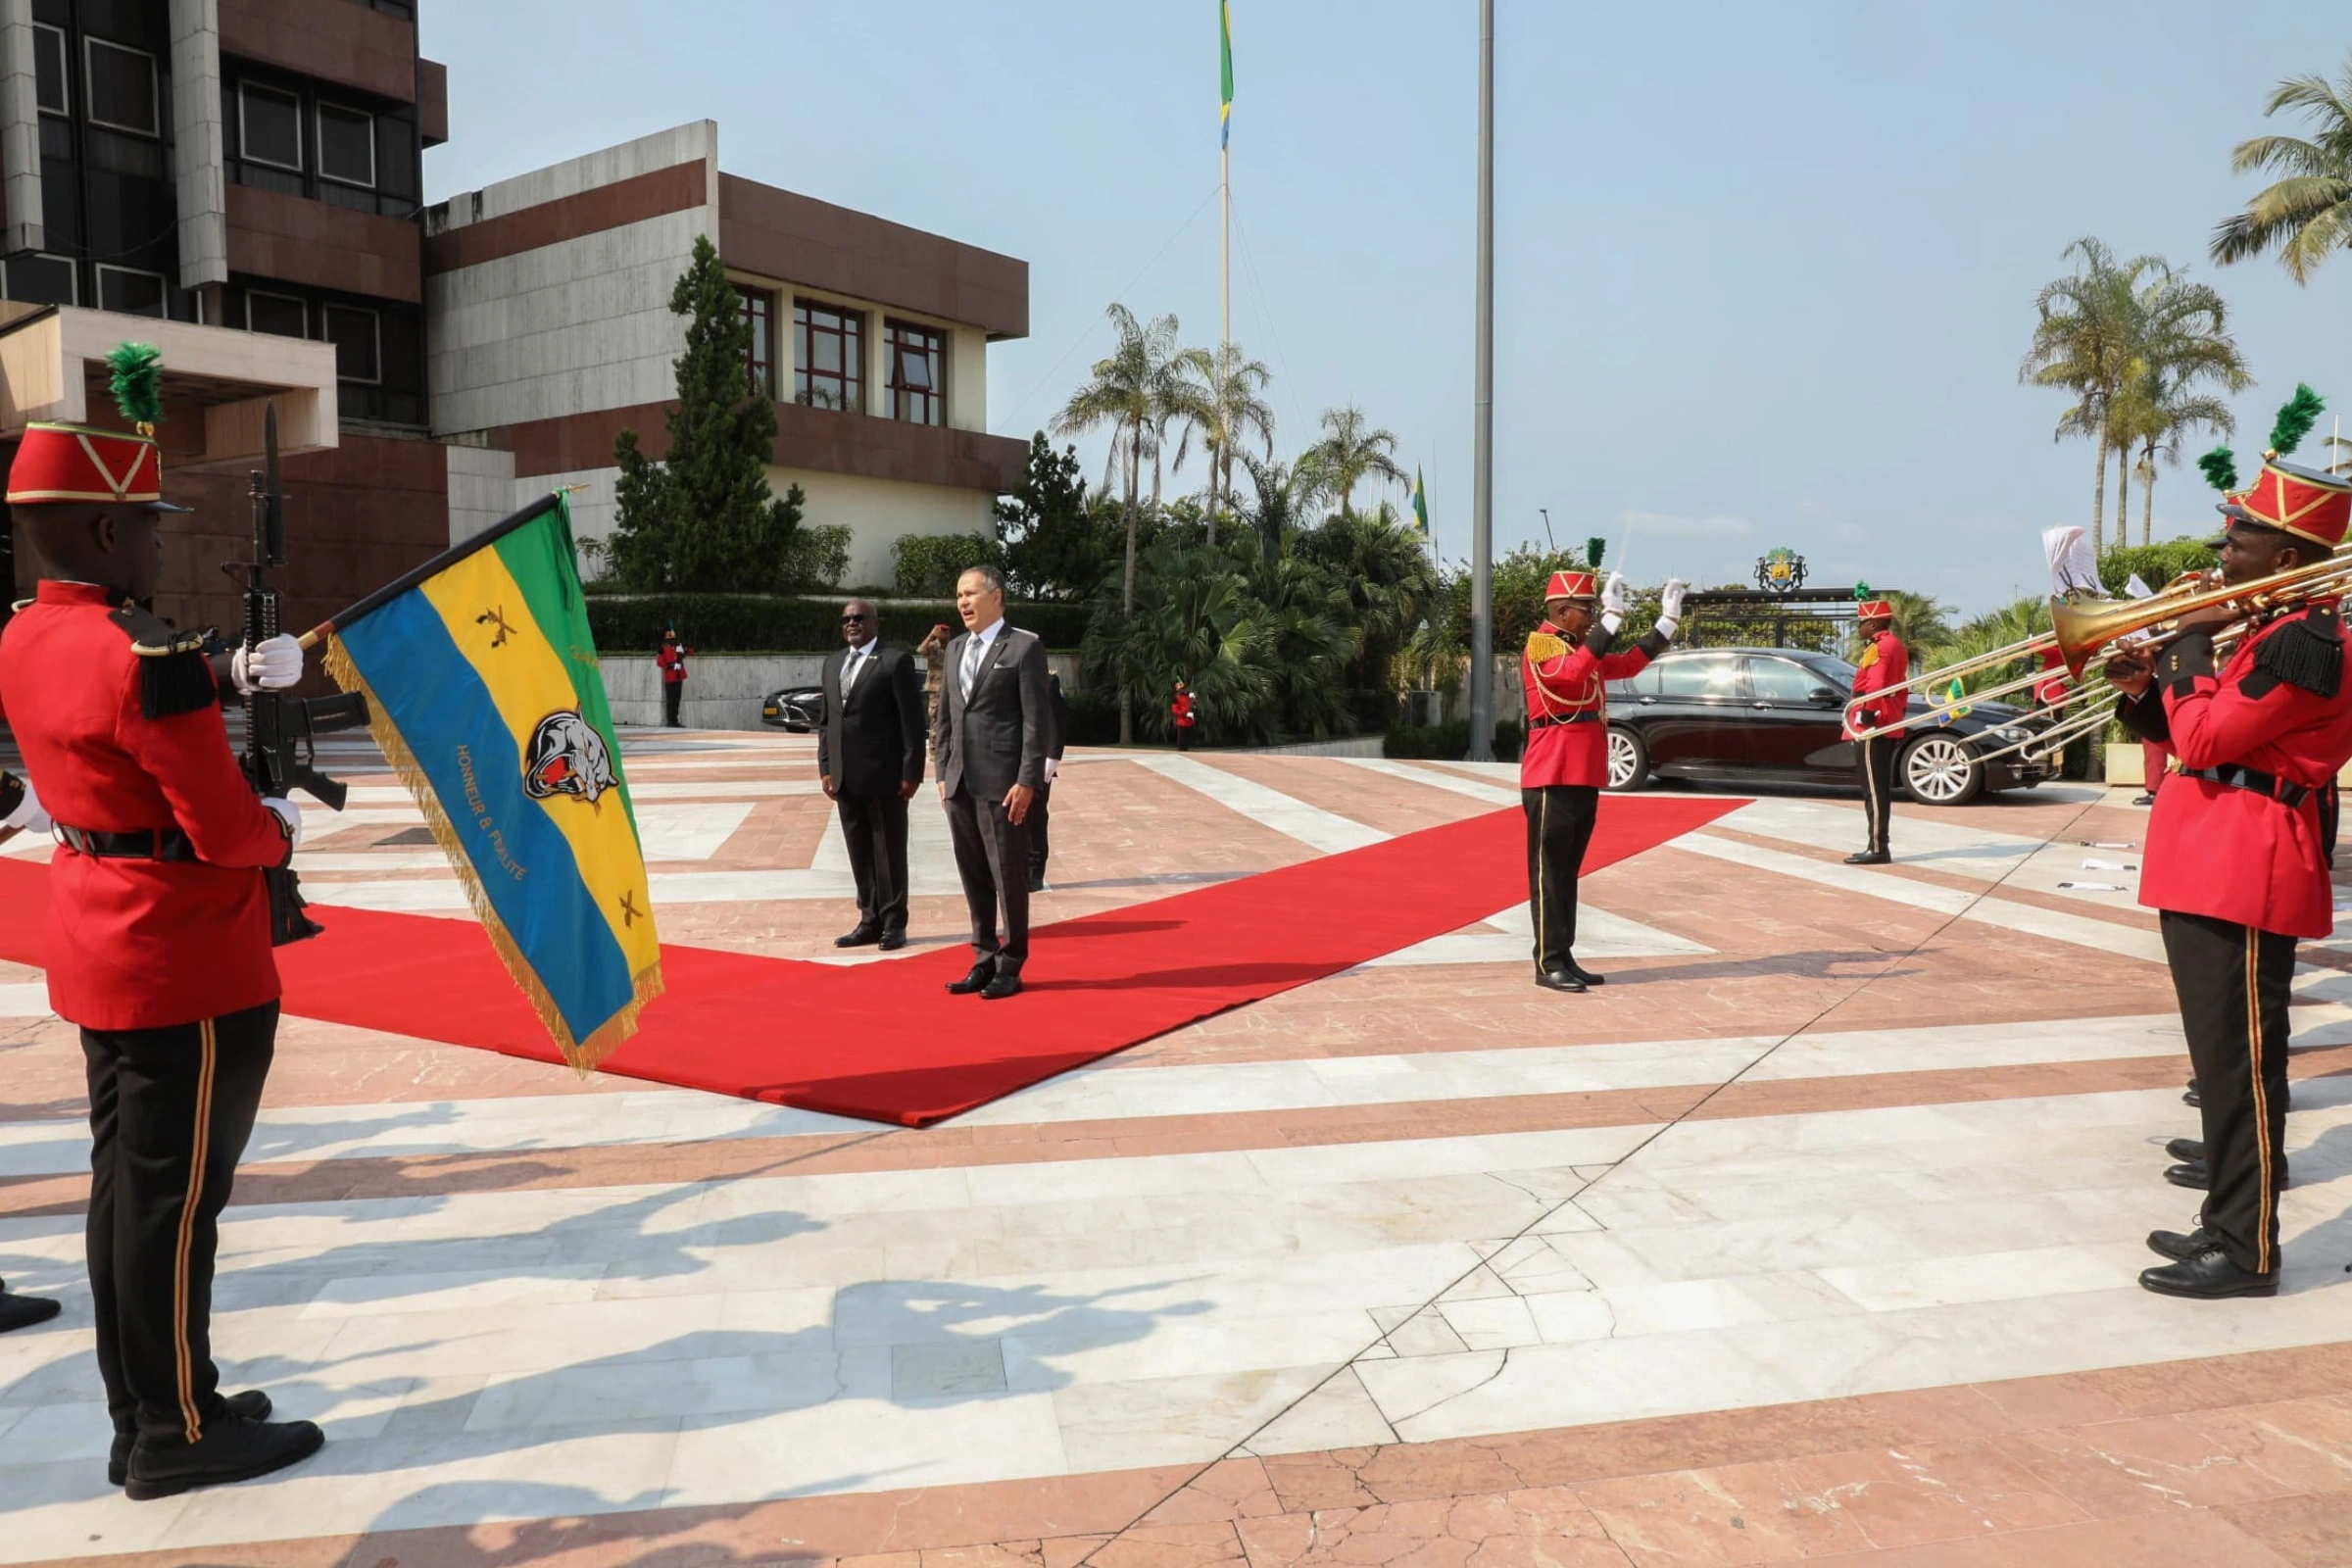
[263,797,303,849]
[2,774,49,834]
[232,634,305,694]
[1599,572,1630,617]
[1043,758,1060,783]
[1656,577,1690,640]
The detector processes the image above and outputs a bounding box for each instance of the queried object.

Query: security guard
[1521,569,1686,991]
[2108,452,2352,1298]
[0,386,322,1494]
[1843,596,1908,864]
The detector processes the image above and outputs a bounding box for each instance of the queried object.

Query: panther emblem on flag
[522,710,616,804]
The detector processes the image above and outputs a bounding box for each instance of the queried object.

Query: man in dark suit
[819,599,925,951]
[1027,672,1070,893]
[934,565,1050,1000]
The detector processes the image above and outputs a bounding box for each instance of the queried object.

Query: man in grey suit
[934,564,1050,1000]
[818,599,925,951]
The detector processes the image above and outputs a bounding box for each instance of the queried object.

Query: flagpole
[1465,0,1495,762]
[1219,3,1234,531]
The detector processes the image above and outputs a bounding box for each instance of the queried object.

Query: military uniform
[1520,570,1674,988]
[2122,456,2352,1297]
[0,414,313,1487]
[1842,602,1908,862]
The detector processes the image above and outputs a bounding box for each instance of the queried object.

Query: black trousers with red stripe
[2160,911,2295,1274]
[1524,784,1599,974]
[80,1003,276,1446]
[1858,734,1900,855]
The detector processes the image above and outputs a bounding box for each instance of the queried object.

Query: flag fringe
[322,636,663,1076]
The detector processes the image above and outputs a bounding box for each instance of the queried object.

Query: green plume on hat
[1852,581,1872,601]
[2268,384,2325,459]
[105,342,165,434]
[2197,446,2239,494]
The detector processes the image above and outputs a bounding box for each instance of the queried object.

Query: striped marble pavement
[1,733,2348,1567]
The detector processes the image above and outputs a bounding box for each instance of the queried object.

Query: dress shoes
[980,971,1023,1001]
[946,962,996,995]
[123,1413,324,1500]
[2164,1158,2211,1191]
[1564,959,1606,987]
[112,1391,271,1487]
[2132,792,2156,807]
[2166,1137,2205,1164]
[2183,1078,2200,1107]
[1027,874,1047,894]
[1536,967,1588,994]
[2138,1248,2278,1299]
[2146,1226,2218,1263]
[833,924,882,949]
[1842,851,1890,865]
[877,930,906,953]
[0,1284,60,1334]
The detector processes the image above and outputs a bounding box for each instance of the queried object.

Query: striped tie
[960,636,983,699]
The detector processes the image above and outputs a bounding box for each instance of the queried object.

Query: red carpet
[0,796,1737,1125]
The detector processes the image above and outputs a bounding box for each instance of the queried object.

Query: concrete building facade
[422,122,1031,590]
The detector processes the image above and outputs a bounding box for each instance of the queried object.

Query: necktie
[843,648,863,694]
[960,635,984,699]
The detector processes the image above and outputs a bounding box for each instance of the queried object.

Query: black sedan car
[1600,647,2057,806]
[760,686,825,732]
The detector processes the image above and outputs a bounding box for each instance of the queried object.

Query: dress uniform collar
[35,581,126,608]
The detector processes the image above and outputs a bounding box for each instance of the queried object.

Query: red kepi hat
[5,342,189,511]
[1856,598,1895,621]
[2221,457,2352,551]
[1544,570,1598,602]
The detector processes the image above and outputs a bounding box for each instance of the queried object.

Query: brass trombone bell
[2050,553,2352,676]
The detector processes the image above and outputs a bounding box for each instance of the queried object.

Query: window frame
[94,263,168,318]
[32,23,68,116]
[4,252,78,306]
[884,318,947,426]
[237,80,306,172]
[320,303,382,384]
[244,288,309,339]
[315,100,376,189]
[736,283,776,399]
[791,296,864,415]
[82,36,160,138]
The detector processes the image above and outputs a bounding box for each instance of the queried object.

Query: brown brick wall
[418,59,448,146]
[227,183,423,305]
[423,163,708,275]
[484,401,1026,494]
[219,0,417,103]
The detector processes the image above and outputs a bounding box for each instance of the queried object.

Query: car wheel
[1901,732,1982,807]
[1605,725,1650,792]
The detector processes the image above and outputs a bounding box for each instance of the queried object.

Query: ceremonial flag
[1410,466,1430,536]
[1938,676,1972,720]
[310,493,662,1070]
[1219,0,1234,148]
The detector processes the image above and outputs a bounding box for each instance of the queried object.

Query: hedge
[1383,718,1524,761]
[587,593,1091,654]
[893,532,1006,597]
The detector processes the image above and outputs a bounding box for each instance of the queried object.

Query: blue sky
[421,2,2349,615]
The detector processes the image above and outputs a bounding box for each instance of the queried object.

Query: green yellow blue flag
[1938,676,1971,721]
[1219,1,1234,148]
[1410,466,1430,536]
[316,493,662,1071]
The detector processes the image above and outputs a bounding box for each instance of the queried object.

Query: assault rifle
[224,404,369,945]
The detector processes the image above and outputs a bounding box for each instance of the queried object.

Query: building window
[32,24,67,115]
[317,102,375,188]
[321,304,380,383]
[886,319,946,426]
[246,290,307,338]
[793,299,862,414]
[239,82,304,172]
[84,38,159,137]
[736,284,775,398]
[4,253,76,306]
[96,265,166,318]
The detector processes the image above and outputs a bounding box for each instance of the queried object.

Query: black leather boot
[112,1391,273,1487]
[123,1414,323,1500]
[2138,1248,2278,1299]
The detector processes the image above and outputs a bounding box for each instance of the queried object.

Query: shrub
[892,532,1006,597]
[783,524,852,593]
[1383,718,1523,761]
[2101,537,2217,597]
[586,594,1089,654]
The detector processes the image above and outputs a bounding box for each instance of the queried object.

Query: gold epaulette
[108,603,207,658]
[1525,630,1567,664]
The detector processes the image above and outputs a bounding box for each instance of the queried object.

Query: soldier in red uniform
[1171,679,1198,752]
[0,405,324,1494]
[1841,598,1909,864]
[656,626,692,727]
[0,771,66,1333]
[2106,453,2352,1299]
[1521,568,1687,991]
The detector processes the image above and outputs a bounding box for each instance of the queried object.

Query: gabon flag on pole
[1219,0,1234,147]
[1410,466,1431,537]
[305,492,662,1071]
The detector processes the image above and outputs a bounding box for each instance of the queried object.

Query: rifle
[224,404,370,945]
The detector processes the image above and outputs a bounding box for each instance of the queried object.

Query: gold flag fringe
[322,636,663,1076]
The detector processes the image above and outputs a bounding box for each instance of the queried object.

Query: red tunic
[1842,631,1910,739]
[1171,692,1197,728]
[1518,619,1660,789]
[2134,605,2352,939]
[657,643,691,684]
[0,582,291,1030]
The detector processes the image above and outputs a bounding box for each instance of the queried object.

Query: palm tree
[2105,266,2249,545]
[1176,343,1276,545]
[1052,304,1198,741]
[1298,404,1407,518]
[1238,454,1307,562]
[2211,52,2352,283]
[2021,238,2158,555]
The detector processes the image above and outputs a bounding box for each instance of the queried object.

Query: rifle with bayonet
[223,404,371,945]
